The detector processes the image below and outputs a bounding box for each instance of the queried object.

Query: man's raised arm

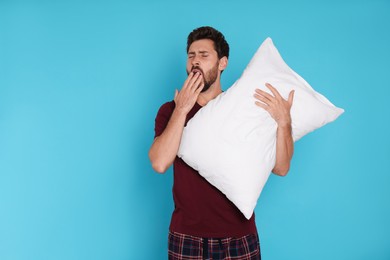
[149,72,204,173]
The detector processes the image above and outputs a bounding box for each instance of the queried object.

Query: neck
[197,81,222,106]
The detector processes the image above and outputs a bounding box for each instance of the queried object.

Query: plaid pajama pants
[168,231,261,260]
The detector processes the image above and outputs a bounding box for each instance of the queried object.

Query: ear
[219,56,228,71]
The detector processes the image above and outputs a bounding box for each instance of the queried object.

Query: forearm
[148,109,187,173]
[272,124,294,176]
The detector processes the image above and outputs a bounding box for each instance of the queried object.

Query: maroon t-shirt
[154,100,257,237]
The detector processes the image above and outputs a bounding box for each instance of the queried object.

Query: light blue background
[1,0,389,259]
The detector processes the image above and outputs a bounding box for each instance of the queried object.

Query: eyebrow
[188,51,209,55]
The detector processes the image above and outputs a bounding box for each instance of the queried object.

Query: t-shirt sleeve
[154,101,175,138]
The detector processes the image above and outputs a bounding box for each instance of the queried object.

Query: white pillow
[177,37,344,219]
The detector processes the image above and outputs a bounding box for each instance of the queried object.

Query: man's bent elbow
[149,157,166,174]
[149,152,170,174]
[272,166,290,177]
[148,139,173,173]
[152,163,168,174]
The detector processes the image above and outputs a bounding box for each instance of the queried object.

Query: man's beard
[188,62,219,92]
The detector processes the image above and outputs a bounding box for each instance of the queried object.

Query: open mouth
[192,68,202,75]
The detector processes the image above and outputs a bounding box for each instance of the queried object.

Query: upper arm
[154,101,175,138]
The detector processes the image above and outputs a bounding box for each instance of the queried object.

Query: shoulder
[157,100,175,116]
[159,100,175,111]
[154,100,175,137]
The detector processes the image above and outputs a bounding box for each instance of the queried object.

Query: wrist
[172,107,188,118]
[276,114,292,129]
[277,121,292,130]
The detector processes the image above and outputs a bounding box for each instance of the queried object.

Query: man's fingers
[176,73,203,106]
[255,101,268,110]
[255,88,274,101]
[182,71,199,90]
[254,93,270,107]
[195,82,205,94]
[182,72,195,88]
[188,72,202,91]
[185,72,201,90]
[265,83,282,99]
[254,93,271,106]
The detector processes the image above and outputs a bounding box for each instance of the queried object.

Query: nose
[192,55,200,67]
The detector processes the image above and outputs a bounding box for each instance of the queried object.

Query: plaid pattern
[168,231,261,260]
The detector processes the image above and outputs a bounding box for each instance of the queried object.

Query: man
[149,26,294,260]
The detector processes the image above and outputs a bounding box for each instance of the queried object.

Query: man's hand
[254,83,295,176]
[254,83,294,127]
[174,71,204,115]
